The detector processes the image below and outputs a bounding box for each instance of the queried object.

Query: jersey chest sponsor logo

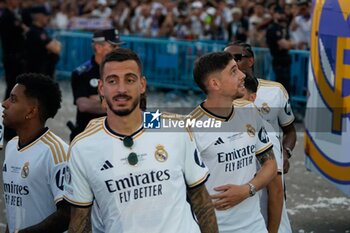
[104,170,171,203]
[217,144,256,172]
[3,181,30,207]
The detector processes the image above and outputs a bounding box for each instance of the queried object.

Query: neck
[17,121,46,146]
[203,95,234,118]
[106,108,143,136]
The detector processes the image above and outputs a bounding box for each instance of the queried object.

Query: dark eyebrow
[230,64,237,72]
[125,73,139,79]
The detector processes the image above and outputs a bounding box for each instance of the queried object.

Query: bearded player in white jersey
[64,48,218,233]
[2,73,70,233]
[190,51,277,233]
[225,42,296,233]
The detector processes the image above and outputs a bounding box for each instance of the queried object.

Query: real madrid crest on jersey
[89,78,99,88]
[155,145,168,162]
[260,102,270,114]
[246,124,256,137]
[21,162,29,178]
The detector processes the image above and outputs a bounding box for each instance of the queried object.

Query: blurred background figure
[227,7,248,43]
[0,0,27,100]
[290,0,311,50]
[25,5,61,78]
[0,0,27,141]
[69,28,123,141]
[266,6,295,93]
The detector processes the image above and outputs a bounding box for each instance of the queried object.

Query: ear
[248,57,254,69]
[98,79,104,97]
[140,76,147,94]
[249,92,257,102]
[25,104,39,120]
[207,75,221,92]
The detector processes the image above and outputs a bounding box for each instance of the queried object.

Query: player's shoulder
[73,60,93,76]
[258,79,289,98]
[39,130,68,165]
[233,99,254,107]
[70,119,105,148]
[85,116,105,129]
[6,136,19,147]
[188,105,207,121]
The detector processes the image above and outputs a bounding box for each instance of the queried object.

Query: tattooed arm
[68,206,92,233]
[187,184,219,233]
[211,148,277,210]
[18,200,70,233]
[253,148,278,191]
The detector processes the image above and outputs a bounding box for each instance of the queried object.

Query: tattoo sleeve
[187,184,219,233]
[68,206,92,233]
[257,148,276,166]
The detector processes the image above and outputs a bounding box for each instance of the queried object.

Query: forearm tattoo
[69,208,92,233]
[257,148,276,166]
[188,185,219,233]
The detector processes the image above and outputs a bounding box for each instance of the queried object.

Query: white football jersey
[190,103,272,233]
[234,100,292,232]
[3,128,68,233]
[0,106,4,149]
[64,117,209,233]
[255,79,295,135]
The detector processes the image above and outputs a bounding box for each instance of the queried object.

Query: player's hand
[211,184,249,210]
[283,151,290,174]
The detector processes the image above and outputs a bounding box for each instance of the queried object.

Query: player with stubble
[64,48,218,233]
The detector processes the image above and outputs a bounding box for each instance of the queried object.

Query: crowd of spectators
[0,0,311,49]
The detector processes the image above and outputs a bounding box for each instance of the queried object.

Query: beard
[106,94,140,117]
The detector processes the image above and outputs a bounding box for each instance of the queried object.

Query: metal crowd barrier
[1,30,309,105]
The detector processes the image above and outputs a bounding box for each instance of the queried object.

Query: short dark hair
[244,73,259,93]
[100,48,143,77]
[16,73,62,122]
[193,52,233,94]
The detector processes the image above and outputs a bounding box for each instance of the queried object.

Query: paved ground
[0,80,349,232]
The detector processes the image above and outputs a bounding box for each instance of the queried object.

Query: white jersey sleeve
[64,145,94,206]
[255,113,273,156]
[277,86,295,127]
[50,160,68,204]
[263,120,283,173]
[183,131,209,188]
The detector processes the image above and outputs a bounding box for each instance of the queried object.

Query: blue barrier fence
[1,30,309,105]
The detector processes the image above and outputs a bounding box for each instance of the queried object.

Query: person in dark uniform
[0,0,27,141]
[266,6,295,93]
[69,29,124,141]
[25,6,61,78]
[0,0,27,100]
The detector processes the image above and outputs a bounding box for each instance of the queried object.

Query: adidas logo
[100,160,114,171]
[214,137,224,145]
